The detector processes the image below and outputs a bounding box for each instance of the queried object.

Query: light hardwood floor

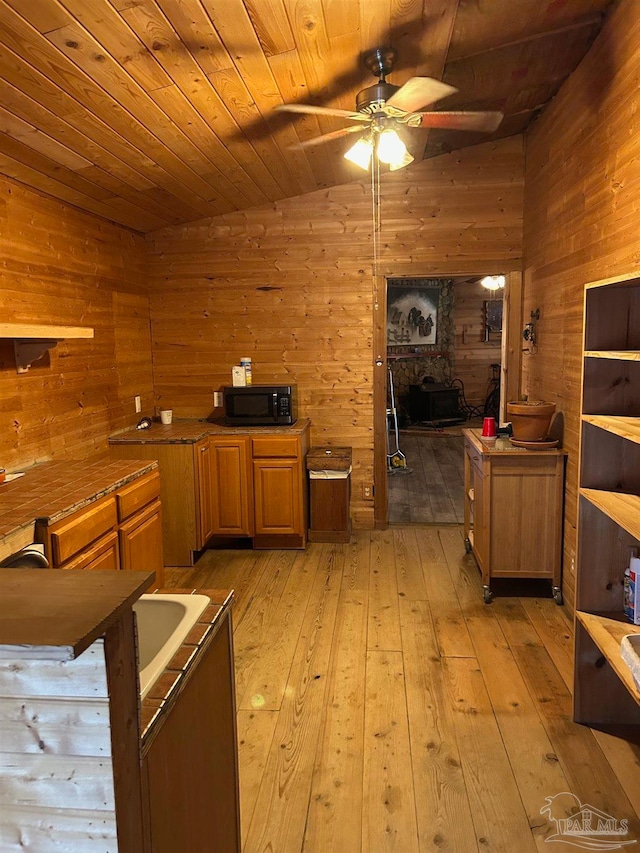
[166,528,640,852]
[388,433,464,524]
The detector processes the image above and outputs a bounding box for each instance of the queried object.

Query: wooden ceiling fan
[275,47,504,169]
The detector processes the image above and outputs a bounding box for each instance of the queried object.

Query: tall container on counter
[240,358,252,385]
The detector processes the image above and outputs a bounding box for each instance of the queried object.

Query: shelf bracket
[14,338,58,373]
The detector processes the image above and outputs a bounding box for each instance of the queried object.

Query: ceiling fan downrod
[363,47,397,82]
[358,47,400,114]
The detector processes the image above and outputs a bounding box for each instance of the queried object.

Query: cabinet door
[119,499,164,585]
[61,531,119,571]
[253,458,302,535]
[210,437,253,536]
[470,456,488,572]
[194,440,215,549]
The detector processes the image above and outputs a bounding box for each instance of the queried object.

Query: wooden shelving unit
[574,272,640,726]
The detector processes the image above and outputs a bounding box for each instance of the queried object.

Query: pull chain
[371,149,381,311]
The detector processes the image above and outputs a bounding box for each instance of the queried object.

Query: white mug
[160,409,173,425]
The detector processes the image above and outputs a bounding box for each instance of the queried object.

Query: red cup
[482,417,496,437]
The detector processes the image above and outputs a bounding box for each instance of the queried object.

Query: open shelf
[576,611,640,706]
[581,415,640,443]
[580,488,640,541]
[584,350,640,361]
[0,323,94,372]
[0,323,94,339]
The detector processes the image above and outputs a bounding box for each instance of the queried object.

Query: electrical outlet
[213,391,223,408]
[134,395,141,413]
[362,483,374,500]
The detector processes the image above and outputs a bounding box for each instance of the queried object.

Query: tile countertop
[0,458,158,560]
[109,417,311,444]
[139,587,234,752]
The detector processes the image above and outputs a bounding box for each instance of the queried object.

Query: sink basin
[133,593,210,700]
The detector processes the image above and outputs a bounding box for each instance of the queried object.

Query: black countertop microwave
[223,384,297,426]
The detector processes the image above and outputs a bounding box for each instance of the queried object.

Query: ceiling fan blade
[274,103,369,122]
[288,125,365,150]
[386,77,457,112]
[416,111,504,132]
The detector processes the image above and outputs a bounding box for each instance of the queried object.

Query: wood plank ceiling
[0,0,613,233]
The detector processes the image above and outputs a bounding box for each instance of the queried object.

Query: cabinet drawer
[251,436,299,458]
[116,470,161,522]
[50,497,118,566]
[60,531,119,571]
[466,448,483,478]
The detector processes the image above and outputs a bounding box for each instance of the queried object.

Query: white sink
[133,593,210,700]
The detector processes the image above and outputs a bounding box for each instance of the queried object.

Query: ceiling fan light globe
[376,128,408,165]
[389,150,415,171]
[344,137,373,170]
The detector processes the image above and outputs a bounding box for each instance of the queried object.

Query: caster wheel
[552,587,563,605]
[482,586,493,604]
[464,538,472,554]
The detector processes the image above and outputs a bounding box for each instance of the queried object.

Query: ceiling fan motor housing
[356,82,400,115]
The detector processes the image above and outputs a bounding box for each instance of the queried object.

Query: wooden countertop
[0,458,158,561]
[109,417,311,444]
[0,569,154,659]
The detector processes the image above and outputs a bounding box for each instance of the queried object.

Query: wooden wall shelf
[0,323,94,372]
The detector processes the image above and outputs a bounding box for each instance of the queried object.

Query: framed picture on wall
[484,299,503,342]
[387,284,439,346]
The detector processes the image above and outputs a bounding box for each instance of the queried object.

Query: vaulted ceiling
[0,0,613,233]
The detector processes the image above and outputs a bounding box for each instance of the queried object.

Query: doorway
[373,271,522,526]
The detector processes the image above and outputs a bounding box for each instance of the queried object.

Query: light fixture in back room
[480,275,506,290]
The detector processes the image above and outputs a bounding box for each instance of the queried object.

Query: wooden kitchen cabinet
[110,435,214,566]
[43,496,118,567]
[110,421,310,561]
[119,500,163,577]
[61,529,120,571]
[253,458,303,537]
[195,439,215,547]
[38,470,164,583]
[209,436,253,536]
[463,429,566,603]
[250,433,307,547]
[117,471,164,584]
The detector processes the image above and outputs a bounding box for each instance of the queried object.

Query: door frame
[373,269,523,528]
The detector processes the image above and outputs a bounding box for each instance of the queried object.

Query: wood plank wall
[0,640,117,851]
[147,137,523,527]
[522,0,639,611]
[453,281,503,412]
[0,177,153,471]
